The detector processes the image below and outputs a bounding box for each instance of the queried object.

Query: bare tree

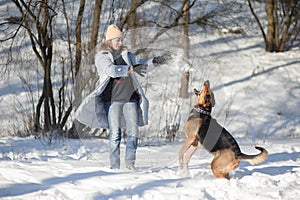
[88,0,103,53]
[179,0,190,98]
[247,0,300,52]
[119,0,148,29]
[5,0,59,132]
[128,0,139,48]
[75,0,86,75]
[1,0,85,136]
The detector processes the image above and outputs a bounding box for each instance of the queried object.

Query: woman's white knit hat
[105,24,122,41]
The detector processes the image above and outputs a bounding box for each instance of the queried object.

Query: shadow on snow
[0,170,120,197]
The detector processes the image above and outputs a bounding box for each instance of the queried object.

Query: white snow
[1,1,300,200]
[0,137,300,199]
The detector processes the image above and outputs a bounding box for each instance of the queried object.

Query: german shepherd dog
[178,80,268,179]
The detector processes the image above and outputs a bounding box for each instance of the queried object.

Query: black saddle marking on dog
[198,117,242,157]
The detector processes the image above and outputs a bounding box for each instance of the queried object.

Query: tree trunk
[265,0,275,52]
[181,0,190,58]
[129,0,138,48]
[75,0,85,75]
[179,0,190,98]
[34,93,44,132]
[179,71,190,98]
[43,62,52,131]
[89,0,103,53]
[273,0,279,50]
[278,1,294,52]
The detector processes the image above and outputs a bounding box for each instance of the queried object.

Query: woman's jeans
[108,101,139,169]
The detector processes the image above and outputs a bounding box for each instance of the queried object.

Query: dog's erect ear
[194,88,200,96]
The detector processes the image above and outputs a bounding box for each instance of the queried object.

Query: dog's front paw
[177,167,190,177]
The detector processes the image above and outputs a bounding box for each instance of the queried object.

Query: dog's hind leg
[211,150,239,179]
[211,151,228,179]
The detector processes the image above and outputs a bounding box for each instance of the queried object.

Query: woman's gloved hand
[152,53,172,66]
[132,64,148,77]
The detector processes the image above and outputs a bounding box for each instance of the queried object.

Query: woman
[75,24,168,169]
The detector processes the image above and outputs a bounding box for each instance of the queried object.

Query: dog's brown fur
[178,80,268,179]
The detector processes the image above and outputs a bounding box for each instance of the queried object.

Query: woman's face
[111,37,123,51]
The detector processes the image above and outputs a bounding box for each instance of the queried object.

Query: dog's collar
[193,106,211,116]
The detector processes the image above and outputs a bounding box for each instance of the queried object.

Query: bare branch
[247,0,267,44]
[119,0,148,29]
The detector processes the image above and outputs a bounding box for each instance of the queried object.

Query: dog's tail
[238,146,268,165]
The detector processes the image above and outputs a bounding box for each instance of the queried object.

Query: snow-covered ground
[1,1,300,199]
[0,136,299,200]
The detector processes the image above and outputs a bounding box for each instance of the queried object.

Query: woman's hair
[97,41,113,52]
[97,41,127,52]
